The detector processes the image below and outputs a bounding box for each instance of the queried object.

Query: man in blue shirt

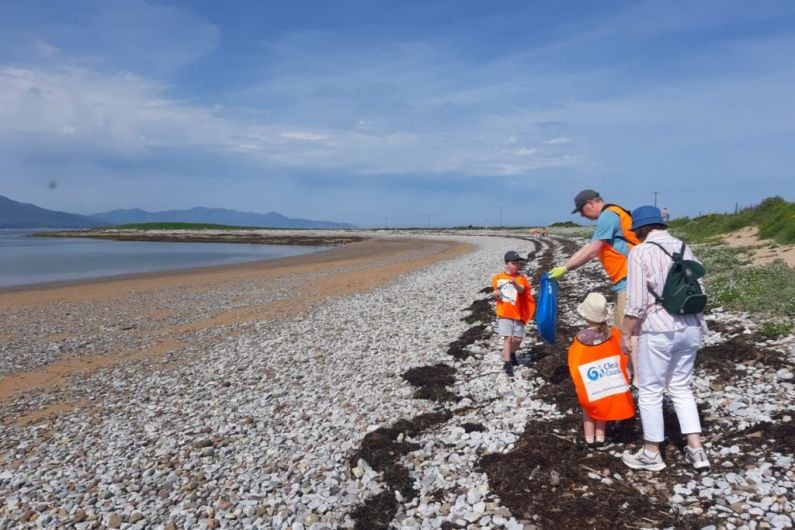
[548,189,639,385]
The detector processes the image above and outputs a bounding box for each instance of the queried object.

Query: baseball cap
[572,189,600,214]
[504,250,525,262]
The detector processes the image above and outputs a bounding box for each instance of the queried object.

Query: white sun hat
[577,292,610,323]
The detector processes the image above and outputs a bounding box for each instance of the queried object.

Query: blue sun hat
[630,205,667,231]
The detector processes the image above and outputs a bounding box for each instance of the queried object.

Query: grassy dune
[670,197,795,327]
[669,196,795,244]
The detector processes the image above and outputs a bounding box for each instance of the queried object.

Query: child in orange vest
[492,251,536,377]
[567,292,635,446]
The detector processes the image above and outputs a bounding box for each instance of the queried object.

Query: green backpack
[647,241,707,315]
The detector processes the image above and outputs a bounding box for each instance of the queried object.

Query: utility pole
[498,206,503,227]
[653,192,659,207]
[384,217,388,229]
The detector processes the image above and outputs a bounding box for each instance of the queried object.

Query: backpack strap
[601,203,632,216]
[644,241,682,304]
[676,241,686,260]
[601,204,637,246]
[645,241,672,258]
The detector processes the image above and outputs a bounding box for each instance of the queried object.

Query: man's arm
[564,240,604,270]
[548,240,604,280]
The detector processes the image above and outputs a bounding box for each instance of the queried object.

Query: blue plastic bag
[536,273,559,344]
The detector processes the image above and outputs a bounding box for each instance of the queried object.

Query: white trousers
[637,326,703,443]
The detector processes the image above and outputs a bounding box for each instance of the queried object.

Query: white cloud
[0,66,261,155]
[545,136,571,144]
[32,40,61,58]
[515,147,537,156]
[280,131,329,141]
[0,64,587,179]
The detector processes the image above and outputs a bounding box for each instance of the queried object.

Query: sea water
[0,229,327,288]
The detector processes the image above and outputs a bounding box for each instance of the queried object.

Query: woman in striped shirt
[619,205,710,472]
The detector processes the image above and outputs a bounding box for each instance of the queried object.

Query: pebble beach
[1,231,793,529]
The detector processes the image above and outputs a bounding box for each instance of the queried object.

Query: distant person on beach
[662,207,670,221]
[540,227,548,238]
[568,292,634,447]
[620,206,710,472]
[492,251,536,378]
[547,189,641,387]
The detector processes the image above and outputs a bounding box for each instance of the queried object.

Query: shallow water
[0,229,326,288]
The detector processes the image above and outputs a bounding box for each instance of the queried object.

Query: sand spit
[0,231,793,529]
[35,228,363,247]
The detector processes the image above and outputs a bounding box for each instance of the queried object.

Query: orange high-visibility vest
[596,205,641,284]
[567,328,635,421]
[491,272,536,323]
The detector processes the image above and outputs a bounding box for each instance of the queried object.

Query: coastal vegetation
[34,225,363,246]
[111,222,264,230]
[696,243,795,317]
[668,197,795,319]
[669,196,794,244]
[547,220,582,228]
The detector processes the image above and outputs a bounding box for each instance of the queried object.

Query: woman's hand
[620,333,632,355]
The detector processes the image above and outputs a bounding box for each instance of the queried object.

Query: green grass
[696,241,795,317]
[668,196,795,318]
[548,221,583,228]
[757,320,793,340]
[110,222,264,230]
[669,196,795,244]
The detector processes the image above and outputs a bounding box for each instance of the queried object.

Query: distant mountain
[90,206,356,229]
[0,195,105,228]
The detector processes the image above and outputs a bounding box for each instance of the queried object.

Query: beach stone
[3,232,794,530]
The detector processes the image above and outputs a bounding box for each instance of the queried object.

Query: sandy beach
[1,231,792,529]
[0,235,470,400]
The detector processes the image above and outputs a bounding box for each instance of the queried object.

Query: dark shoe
[502,362,514,377]
[509,351,519,366]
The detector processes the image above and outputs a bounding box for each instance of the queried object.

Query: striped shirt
[625,230,705,333]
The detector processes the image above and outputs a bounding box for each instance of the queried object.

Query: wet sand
[0,236,472,403]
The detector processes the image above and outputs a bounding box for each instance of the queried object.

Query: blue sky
[1,0,794,227]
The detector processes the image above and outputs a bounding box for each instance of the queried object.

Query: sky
[1,0,794,228]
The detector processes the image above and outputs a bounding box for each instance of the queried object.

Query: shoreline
[0,242,346,296]
[0,232,792,528]
[0,236,473,398]
[0,229,367,292]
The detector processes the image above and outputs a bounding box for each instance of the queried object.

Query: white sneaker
[622,448,666,471]
[684,447,710,470]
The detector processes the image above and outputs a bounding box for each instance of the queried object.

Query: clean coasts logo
[586,360,622,382]
[579,355,628,401]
